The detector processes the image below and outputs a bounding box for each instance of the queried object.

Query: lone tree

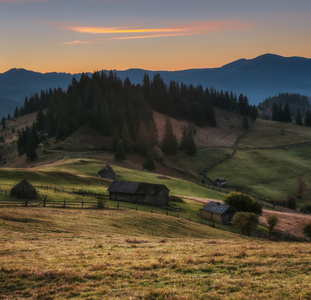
[303,222,311,241]
[224,192,262,215]
[295,177,307,199]
[232,212,259,236]
[266,214,279,233]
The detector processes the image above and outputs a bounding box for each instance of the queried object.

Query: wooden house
[98,165,115,179]
[10,179,37,199]
[107,180,169,207]
[214,178,227,187]
[200,201,236,224]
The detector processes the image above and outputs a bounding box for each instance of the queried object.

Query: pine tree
[1,117,6,130]
[242,115,249,129]
[180,126,196,156]
[161,116,178,155]
[296,109,303,125]
[305,110,311,127]
[114,139,126,162]
[121,123,133,154]
[143,151,155,171]
[136,122,152,156]
[112,127,120,151]
[14,106,19,118]
[36,109,46,131]
[26,129,38,161]
[283,103,292,122]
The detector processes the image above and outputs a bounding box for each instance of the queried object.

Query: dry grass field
[1,207,311,299]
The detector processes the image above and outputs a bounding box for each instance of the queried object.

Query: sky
[1,0,311,73]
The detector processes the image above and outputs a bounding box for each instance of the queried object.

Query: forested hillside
[257,93,311,124]
[13,71,256,161]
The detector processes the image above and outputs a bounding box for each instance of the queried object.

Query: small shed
[200,201,235,224]
[107,180,169,207]
[10,179,37,199]
[98,165,115,179]
[215,178,227,187]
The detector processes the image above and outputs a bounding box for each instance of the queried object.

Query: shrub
[223,192,262,215]
[303,223,311,241]
[286,195,296,210]
[267,215,279,233]
[232,212,259,236]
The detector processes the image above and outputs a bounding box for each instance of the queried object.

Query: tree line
[15,71,255,161]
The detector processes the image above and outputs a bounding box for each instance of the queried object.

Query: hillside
[207,118,311,204]
[2,54,311,116]
[1,206,311,299]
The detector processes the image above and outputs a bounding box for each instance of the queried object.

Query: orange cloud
[0,0,46,3]
[59,20,254,44]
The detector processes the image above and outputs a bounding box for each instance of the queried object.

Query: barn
[10,179,37,199]
[98,164,115,179]
[200,201,236,224]
[107,180,169,207]
[215,178,227,187]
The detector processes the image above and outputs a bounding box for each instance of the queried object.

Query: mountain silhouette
[1,54,311,116]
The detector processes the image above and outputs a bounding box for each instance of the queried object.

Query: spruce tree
[242,115,249,129]
[36,109,45,131]
[296,109,303,125]
[143,151,155,171]
[180,126,196,156]
[305,110,311,127]
[136,122,151,156]
[112,127,120,151]
[121,123,133,154]
[26,129,38,161]
[161,116,178,155]
[114,139,126,162]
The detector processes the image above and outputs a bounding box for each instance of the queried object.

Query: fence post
[82,200,84,208]
[63,199,66,208]
[43,195,46,207]
[25,198,28,207]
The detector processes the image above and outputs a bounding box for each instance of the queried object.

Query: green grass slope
[207,119,311,204]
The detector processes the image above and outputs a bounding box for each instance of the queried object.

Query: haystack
[10,179,37,199]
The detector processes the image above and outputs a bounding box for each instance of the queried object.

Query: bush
[286,195,296,210]
[300,205,311,214]
[224,192,262,215]
[303,223,311,241]
[267,215,279,233]
[232,212,259,236]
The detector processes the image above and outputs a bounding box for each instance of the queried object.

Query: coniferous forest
[15,71,258,159]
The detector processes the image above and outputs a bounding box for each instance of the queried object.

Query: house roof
[107,181,169,195]
[98,164,115,175]
[215,178,226,182]
[201,201,234,215]
[107,181,140,194]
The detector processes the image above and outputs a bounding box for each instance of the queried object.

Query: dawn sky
[1,0,311,73]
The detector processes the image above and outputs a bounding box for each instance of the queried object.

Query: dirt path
[185,196,311,238]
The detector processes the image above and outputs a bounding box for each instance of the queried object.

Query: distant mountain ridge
[1,53,311,116]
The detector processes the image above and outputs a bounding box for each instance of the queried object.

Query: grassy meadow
[207,119,311,205]
[1,207,310,299]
